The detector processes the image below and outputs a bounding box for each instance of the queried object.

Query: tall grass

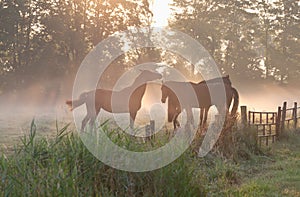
[210,115,263,162]
[0,120,202,196]
[0,119,266,196]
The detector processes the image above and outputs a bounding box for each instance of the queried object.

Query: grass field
[226,131,300,196]
[0,119,300,196]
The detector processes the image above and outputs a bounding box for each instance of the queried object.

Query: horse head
[223,75,231,85]
[161,83,169,103]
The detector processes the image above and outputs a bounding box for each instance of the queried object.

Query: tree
[0,0,154,91]
[269,0,300,84]
[170,0,299,84]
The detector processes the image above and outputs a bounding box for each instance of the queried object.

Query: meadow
[1,117,300,196]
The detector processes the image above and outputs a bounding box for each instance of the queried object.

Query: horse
[161,80,199,129]
[195,75,236,127]
[161,76,239,129]
[66,70,162,131]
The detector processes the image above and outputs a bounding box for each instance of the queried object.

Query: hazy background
[0,0,299,146]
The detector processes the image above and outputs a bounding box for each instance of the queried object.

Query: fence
[241,101,300,146]
[145,120,155,141]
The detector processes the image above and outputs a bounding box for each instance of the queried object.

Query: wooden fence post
[276,106,281,137]
[241,106,247,128]
[145,125,151,141]
[293,102,297,130]
[248,111,251,126]
[281,101,287,132]
[150,120,155,140]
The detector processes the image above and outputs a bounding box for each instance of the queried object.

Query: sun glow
[150,0,173,27]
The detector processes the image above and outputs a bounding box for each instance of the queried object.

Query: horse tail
[66,92,88,111]
[231,87,239,116]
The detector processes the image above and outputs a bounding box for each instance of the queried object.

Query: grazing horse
[161,76,239,129]
[66,70,162,131]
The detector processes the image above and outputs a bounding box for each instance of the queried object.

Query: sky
[150,0,173,27]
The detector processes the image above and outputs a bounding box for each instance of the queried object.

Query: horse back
[199,75,232,86]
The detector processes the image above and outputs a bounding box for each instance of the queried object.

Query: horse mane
[199,75,231,86]
[110,70,160,92]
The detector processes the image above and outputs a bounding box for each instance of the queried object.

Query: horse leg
[197,108,203,134]
[216,104,227,127]
[199,108,210,135]
[89,108,100,132]
[81,114,90,132]
[187,108,194,125]
[130,111,137,129]
[89,116,96,132]
[199,108,204,127]
[203,108,208,126]
[173,113,180,129]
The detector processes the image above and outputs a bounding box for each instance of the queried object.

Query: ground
[231,132,300,196]
[1,119,300,196]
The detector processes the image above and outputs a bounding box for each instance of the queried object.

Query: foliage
[170,0,300,84]
[1,120,300,196]
[0,121,201,196]
[0,0,153,91]
[1,0,299,92]
[214,116,263,161]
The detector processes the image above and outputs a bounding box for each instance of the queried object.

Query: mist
[1,73,300,148]
[1,77,299,117]
[235,82,300,112]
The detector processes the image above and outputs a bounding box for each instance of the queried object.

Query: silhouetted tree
[0,0,153,92]
[170,0,299,84]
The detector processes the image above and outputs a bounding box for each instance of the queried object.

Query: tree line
[0,0,299,93]
[0,0,153,91]
[170,0,299,84]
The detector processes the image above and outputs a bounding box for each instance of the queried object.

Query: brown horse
[161,76,239,129]
[161,80,200,129]
[195,75,236,127]
[66,70,162,131]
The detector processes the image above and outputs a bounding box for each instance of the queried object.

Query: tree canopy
[170,0,299,84]
[0,0,299,93]
[0,0,153,91]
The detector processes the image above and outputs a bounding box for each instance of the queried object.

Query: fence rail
[241,101,299,146]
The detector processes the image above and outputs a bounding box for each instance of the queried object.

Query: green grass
[0,121,202,196]
[1,121,300,196]
[225,131,300,197]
